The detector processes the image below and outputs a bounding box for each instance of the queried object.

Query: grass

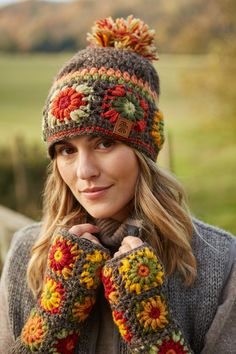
[0,53,235,234]
[0,53,71,142]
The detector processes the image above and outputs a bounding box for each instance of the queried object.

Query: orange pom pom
[87,15,158,61]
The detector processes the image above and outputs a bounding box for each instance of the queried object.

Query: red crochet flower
[54,333,78,354]
[158,338,188,354]
[48,235,81,279]
[51,87,86,121]
[101,272,115,300]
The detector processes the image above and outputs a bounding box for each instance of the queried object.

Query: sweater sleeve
[0,260,15,353]
[10,229,110,353]
[201,258,236,354]
[102,243,193,354]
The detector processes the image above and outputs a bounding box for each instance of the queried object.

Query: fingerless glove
[102,243,193,354]
[12,229,110,353]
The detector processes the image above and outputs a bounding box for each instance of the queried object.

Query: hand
[102,243,193,353]
[18,227,110,353]
[69,223,101,245]
[114,236,143,258]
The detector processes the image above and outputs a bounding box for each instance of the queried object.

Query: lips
[81,186,111,193]
[79,185,112,200]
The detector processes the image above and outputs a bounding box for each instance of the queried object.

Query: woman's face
[55,136,139,221]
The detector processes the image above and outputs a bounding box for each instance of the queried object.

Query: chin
[87,207,129,222]
[87,210,115,220]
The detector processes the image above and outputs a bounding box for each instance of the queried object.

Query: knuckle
[133,238,143,245]
[69,223,99,236]
[69,225,80,234]
[122,236,142,247]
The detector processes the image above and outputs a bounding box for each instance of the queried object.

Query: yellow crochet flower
[102,266,113,277]
[80,269,95,289]
[118,247,164,294]
[40,277,64,314]
[72,295,96,322]
[136,295,169,332]
[85,249,106,263]
[80,250,109,290]
[21,309,48,351]
[151,110,165,149]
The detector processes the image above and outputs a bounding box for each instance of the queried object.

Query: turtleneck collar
[90,216,143,253]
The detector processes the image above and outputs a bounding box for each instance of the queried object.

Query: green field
[0,53,235,234]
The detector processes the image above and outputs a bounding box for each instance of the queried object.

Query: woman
[0,16,235,354]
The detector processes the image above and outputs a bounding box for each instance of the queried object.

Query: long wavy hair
[27,150,197,297]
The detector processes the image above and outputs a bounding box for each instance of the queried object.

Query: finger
[118,244,131,255]
[81,232,100,245]
[114,251,121,258]
[121,236,143,249]
[69,223,100,237]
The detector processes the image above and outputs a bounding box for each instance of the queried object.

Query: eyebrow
[54,140,70,146]
[54,136,100,146]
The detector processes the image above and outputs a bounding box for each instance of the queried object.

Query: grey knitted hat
[42,15,164,161]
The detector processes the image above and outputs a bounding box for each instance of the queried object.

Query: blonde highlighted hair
[27,151,197,297]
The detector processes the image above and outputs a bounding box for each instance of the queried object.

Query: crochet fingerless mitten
[102,244,193,354]
[13,230,110,353]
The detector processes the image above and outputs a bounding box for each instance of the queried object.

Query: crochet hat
[42,15,164,161]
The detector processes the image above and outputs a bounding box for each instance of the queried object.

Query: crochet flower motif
[101,84,149,132]
[154,331,192,354]
[87,15,158,61]
[48,84,92,127]
[51,330,79,354]
[48,235,82,279]
[136,295,169,333]
[151,110,165,150]
[112,310,133,343]
[72,294,96,322]
[118,247,164,294]
[101,266,120,304]
[21,309,48,351]
[80,249,110,289]
[40,277,65,314]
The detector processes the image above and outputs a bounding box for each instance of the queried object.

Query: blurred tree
[0,0,235,54]
[212,0,236,119]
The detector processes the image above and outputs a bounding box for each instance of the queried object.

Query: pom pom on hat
[87,15,159,61]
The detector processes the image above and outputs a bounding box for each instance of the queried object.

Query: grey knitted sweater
[0,218,236,353]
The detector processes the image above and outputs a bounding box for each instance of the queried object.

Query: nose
[75,151,100,180]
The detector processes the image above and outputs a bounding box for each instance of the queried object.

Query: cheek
[57,160,74,188]
[125,167,139,197]
[111,150,139,189]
